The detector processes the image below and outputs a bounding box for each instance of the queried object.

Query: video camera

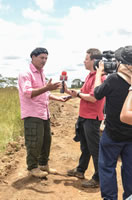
[91,50,118,74]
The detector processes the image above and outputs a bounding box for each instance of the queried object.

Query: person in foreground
[120,75,132,125]
[65,48,106,188]
[18,47,68,178]
[94,46,132,200]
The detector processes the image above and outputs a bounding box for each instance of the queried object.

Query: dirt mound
[49,101,62,127]
[0,137,24,181]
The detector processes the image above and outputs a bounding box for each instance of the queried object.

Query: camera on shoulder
[91,50,118,74]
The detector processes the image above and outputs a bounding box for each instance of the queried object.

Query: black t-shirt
[94,73,132,142]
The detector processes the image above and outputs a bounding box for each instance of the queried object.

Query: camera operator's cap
[115,46,132,65]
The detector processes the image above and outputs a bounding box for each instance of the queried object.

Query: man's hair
[86,48,101,60]
[30,47,48,58]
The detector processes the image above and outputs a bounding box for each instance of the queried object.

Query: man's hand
[64,82,73,95]
[71,90,78,97]
[59,96,72,102]
[49,94,72,102]
[61,95,72,101]
[96,61,105,75]
[31,78,61,98]
[64,82,80,98]
[94,61,105,89]
[46,79,61,91]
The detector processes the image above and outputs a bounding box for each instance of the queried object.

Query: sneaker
[82,178,99,188]
[67,168,84,179]
[38,164,57,174]
[28,168,48,178]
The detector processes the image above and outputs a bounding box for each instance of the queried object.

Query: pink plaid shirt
[18,63,50,120]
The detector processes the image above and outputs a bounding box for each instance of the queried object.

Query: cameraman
[94,46,132,200]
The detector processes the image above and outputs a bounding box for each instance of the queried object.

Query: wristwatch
[77,92,81,98]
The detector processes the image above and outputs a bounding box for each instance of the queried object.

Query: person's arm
[120,88,132,125]
[78,70,106,102]
[94,61,108,100]
[64,79,96,103]
[74,92,97,103]
[31,79,61,98]
[19,73,61,98]
[94,61,105,88]
[49,94,70,102]
[64,83,74,96]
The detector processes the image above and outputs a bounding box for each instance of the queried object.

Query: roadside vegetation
[0,87,23,152]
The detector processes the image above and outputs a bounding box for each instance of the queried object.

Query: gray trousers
[24,117,51,170]
[77,117,101,181]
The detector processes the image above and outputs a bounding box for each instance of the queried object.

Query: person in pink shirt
[120,75,132,125]
[65,48,106,188]
[18,47,68,178]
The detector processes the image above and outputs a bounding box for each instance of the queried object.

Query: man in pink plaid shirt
[18,47,67,178]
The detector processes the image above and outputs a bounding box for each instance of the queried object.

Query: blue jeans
[99,130,132,200]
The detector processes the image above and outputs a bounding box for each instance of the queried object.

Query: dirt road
[0,97,123,200]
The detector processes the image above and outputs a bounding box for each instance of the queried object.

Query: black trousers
[77,117,101,181]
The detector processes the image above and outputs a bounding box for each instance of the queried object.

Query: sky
[0,0,132,86]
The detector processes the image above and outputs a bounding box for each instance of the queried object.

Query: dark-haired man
[18,47,68,178]
[94,46,132,200]
[65,48,106,188]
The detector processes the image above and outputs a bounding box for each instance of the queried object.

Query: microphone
[60,71,68,93]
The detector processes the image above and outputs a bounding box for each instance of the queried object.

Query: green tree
[0,74,18,88]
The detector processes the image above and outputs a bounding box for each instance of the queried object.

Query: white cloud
[0,18,47,77]
[1,0,132,84]
[22,8,59,24]
[0,19,45,57]
[57,0,132,52]
[23,8,49,21]
[42,0,132,82]
[35,0,54,12]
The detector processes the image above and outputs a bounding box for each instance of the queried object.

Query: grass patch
[0,87,23,152]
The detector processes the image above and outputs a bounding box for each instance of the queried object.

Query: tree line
[0,74,83,88]
[0,74,18,88]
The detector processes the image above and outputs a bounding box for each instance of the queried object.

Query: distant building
[71,79,84,88]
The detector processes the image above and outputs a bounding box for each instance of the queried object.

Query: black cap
[115,46,132,65]
[30,47,48,58]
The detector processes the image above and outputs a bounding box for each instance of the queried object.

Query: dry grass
[0,87,23,152]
